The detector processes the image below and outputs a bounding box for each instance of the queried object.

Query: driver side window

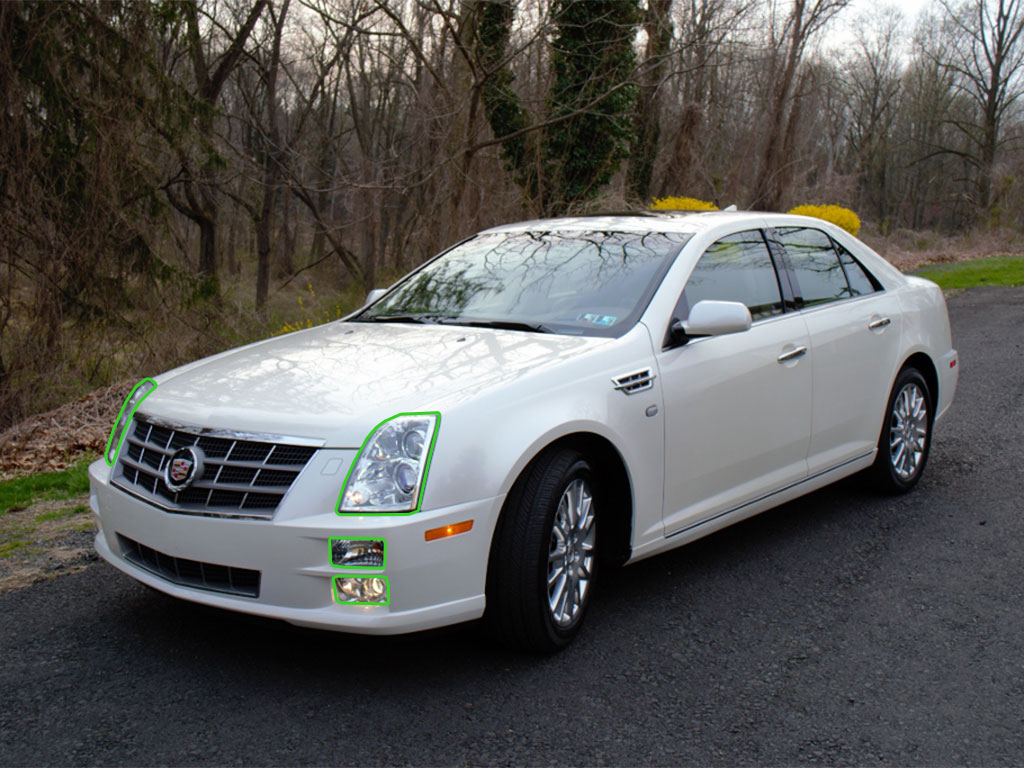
[673,230,785,322]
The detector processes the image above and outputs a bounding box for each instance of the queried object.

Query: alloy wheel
[547,478,596,627]
[889,381,929,480]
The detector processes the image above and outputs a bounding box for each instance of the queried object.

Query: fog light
[333,576,388,605]
[330,537,385,568]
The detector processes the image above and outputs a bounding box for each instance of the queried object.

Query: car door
[658,229,813,537]
[771,226,904,474]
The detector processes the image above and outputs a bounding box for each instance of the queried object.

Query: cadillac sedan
[90,211,958,651]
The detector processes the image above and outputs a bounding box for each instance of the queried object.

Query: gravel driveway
[1,285,1022,766]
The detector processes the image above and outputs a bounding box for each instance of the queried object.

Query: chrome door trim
[665,451,875,539]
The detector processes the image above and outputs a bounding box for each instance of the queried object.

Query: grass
[35,504,88,522]
[0,457,94,514]
[913,255,1024,290]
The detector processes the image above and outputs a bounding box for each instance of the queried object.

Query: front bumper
[89,457,501,634]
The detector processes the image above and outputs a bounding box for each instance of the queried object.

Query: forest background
[2,0,1023,429]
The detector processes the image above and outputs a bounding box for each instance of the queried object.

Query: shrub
[650,196,719,211]
[787,204,861,236]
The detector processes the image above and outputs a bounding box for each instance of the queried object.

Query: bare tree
[843,5,905,225]
[749,0,850,211]
[164,0,268,288]
[628,0,674,201]
[255,0,290,310]
[934,0,1024,222]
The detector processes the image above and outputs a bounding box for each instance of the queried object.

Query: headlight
[104,379,157,465]
[337,413,439,513]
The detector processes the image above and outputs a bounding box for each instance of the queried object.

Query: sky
[826,0,936,52]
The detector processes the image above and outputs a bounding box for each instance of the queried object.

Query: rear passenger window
[836,243,878,296]
[776,227,851,306]
[679,230,784,321]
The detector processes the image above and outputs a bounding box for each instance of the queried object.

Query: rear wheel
[871,367,933,493]
[485,448,597,652]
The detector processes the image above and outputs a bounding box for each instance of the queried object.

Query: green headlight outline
[103,378,158,466]
[328,536,387,569]
[335,411,441,516]
[332,574,390,606]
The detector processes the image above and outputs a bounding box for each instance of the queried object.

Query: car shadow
[108,470,900,689]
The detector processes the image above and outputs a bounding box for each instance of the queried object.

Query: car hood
[143,321,608,447]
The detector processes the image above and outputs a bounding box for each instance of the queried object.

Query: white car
[90,211,958,651]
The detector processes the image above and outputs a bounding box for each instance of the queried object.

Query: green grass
[0,458,93,514]
[35,504,89,522]
[914,255,1024,290]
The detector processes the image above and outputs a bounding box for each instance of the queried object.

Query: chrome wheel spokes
[547,478,595,627]
[889,382,929,480]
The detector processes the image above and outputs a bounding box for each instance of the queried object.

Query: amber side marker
[425,520,474,541]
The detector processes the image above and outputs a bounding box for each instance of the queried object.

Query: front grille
[113,416,317,519]
[118,534,261,598]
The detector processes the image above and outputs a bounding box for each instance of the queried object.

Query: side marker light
[425,520,474,542]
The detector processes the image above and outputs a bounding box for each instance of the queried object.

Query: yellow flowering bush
[650,196,719,211]
[274,283,346,336]
[787,204,861,236]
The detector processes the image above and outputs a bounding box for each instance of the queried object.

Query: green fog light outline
[335,411,441,516]
[104,378,158,466]
[332,574,390,607]
[328,536,387,570]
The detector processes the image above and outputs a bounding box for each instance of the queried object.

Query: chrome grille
[113,416,318,519]
[118,534,260,598]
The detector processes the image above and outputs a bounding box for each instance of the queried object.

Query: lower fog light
[333,575,389,605]
[330,538,385,568]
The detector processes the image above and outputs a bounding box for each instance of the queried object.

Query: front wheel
[871,367,933,493]
[485,448,597,652]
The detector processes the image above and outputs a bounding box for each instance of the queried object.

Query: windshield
[356,231,691,336]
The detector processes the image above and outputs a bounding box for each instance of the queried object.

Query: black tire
[871,367,933,494]
[485,448,597,652]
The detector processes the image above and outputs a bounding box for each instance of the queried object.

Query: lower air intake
[117,534,260,598]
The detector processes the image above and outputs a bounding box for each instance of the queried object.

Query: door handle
[869,317,892,330]
[777,346,808,363]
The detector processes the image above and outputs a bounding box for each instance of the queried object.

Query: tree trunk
[255,0,289,310]
[198,216,217,285]
[277,185,295,278]
[628,0,673,202]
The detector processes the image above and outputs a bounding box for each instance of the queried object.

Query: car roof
[480,210,772,235]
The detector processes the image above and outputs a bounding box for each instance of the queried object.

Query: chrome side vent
[612,368,656,395]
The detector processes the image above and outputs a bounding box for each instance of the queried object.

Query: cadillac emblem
[164,446,204,492]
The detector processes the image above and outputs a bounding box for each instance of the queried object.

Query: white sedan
[90,211,958,651]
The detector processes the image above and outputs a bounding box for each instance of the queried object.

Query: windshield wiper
[438,318,555,334]
[358,314,446,324]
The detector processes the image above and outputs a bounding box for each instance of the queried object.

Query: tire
[871,367,933,493]
[485,448,597,652]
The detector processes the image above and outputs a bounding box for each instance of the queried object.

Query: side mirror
[672,300,752,341]
[365,288,387,305]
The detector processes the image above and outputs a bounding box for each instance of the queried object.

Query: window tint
[836,243,878,296]
[777,227,851,306]
[679,230,783,321]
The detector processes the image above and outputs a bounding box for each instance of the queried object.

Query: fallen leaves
[0,380,134,480]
